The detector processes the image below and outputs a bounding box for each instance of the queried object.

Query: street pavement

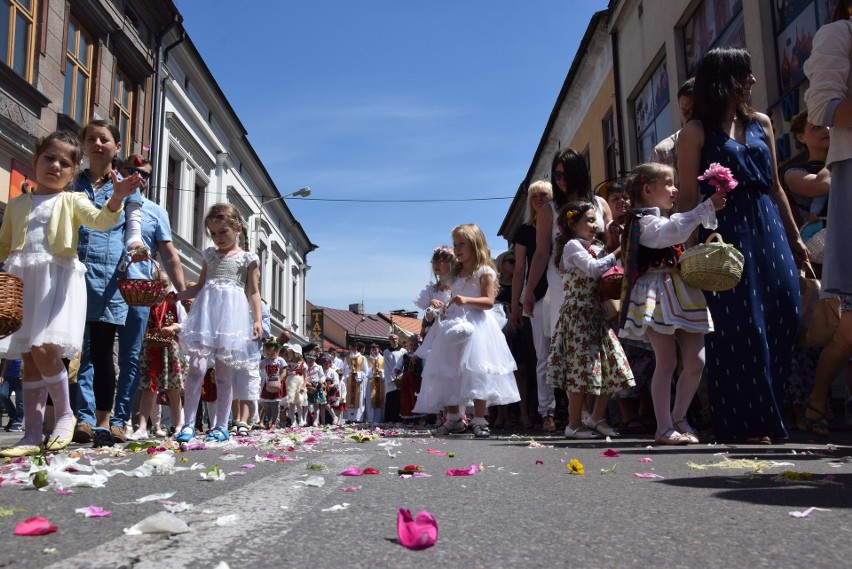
[0,425,849,569]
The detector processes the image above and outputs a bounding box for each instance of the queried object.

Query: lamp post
[253,186,311,252]
[351,316,366,345]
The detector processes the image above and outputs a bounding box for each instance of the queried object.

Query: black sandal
[804,402,830,437]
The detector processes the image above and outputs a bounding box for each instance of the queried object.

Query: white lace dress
[413,266,519,413]
[412,283,451,359]
[0,194,87,359]
[181,248,260,370]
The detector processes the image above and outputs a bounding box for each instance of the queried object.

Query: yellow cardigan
[0,191,123,261]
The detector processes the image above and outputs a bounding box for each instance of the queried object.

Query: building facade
[1,0,315,341]
[500,0,831,242]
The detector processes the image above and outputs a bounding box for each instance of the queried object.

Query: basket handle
[704,233,725,245]
[118,248,162,279]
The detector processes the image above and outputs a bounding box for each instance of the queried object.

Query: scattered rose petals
[14,517,58,536]
[634,472,664,479]
[788,507,831,518]
[321,503,350,512]
[446,464,479,477]
[215,514,239,526]
[340,487,361,492]
[241,464,256,469]
[123,512,190,535]
[55,489,74,495]
[338,467,379,476]
[397,508,438,550]
[427,449,448,456]
[600,449,620,457]
[638,458,653,463]
[535,460,544,465]
[74,506,112,518]
[135,492,176,503]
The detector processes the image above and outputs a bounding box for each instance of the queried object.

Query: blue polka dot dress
[698,121,800,441]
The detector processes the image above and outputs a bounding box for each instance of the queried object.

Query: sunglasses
[127,166,151,180]
[552,171,565,182]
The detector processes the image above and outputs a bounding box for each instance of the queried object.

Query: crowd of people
[2,7,852,454]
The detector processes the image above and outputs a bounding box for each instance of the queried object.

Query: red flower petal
[14,517,58,536]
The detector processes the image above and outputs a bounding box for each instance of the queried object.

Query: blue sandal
[204,426,230,442]
[175,424,195,443]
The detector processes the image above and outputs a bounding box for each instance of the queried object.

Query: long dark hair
[550,148,592,207]
[832,0,852,21]
[692,47,756,130]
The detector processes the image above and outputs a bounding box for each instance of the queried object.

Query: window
[63,17,93,124]
[167,156,179,231]
[602,112,617,180]
[634,60,672,164]
[291,276,298,328]
[113,70,133,159]
[1,0,36,81]
[192,181,205,248]
[772,1,833,95]
[683,0,745,75]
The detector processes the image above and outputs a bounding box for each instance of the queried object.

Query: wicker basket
[805,228,826,265]
[680,233,744,292]
[143,331,172,349]
[598,266,624,300]
[0,273,24,340]
[118,252,166,307]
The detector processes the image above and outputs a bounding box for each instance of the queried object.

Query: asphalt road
[0,426,849,569]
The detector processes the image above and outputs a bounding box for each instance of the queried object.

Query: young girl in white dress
[546,201,635,439]
[619,163,726,445]
[413,246,455,359]
[414,224,520,438]
[0,131,140,456]
[175,203,262,443]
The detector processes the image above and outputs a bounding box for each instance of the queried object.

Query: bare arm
[785,168,831,199]
[245,261,263,340]
[178,261,207,300]
[676,120,705,213]
[156,240,186,292]
[510,242,527,328]
[522,204,553,317]
[758,113,808,263]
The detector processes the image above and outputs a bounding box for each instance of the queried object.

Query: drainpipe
[150,17,184,204]
[610,28,627,175]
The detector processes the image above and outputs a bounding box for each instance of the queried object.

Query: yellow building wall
[568,69,618,190]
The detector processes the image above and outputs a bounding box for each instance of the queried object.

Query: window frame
[112,68,134,160]
[633,59,672,164]
[63,15,94,124]
[602,111,618,180]
[1,0,37,82]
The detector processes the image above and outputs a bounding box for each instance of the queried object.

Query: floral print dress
[546,240,634,395]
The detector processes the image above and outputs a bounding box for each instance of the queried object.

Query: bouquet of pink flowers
[698,162,738,193]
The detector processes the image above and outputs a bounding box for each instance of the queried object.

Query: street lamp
[351,316,366,345]
[253,186,312,252]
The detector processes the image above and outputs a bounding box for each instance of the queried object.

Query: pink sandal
[655,429,690,445]
[673,420,700,444]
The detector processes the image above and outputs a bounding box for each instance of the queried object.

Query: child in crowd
[0,131,140,456]
[547,201,635,439]
[305,349,332,426]
[413,246,455,355]
[284,344,307,427]
[396,335,424,422]
[0,358,23,432]
[319,353,341,425]
[259,339,286,429]
[175,203,262,443]
[619,163,725,445]
[414,224,520,438]
[130,279,187,440]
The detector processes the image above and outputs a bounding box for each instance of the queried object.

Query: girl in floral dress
[546,202,634,439]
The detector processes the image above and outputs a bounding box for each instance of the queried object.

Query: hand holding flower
[698,162,738,193]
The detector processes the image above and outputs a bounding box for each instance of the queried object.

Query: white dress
[181,248,260,370]
[413,266,519,413]
[412,283,452,359]
[0,194,87,359]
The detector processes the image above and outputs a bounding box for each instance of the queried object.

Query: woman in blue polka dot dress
[678,47,808,443]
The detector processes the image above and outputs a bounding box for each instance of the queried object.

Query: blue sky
[176,0,608,315]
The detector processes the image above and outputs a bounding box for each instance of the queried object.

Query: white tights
[646,329,705,435]
[184,355,237,431]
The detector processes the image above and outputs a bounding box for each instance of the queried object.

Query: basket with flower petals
[118,249,167,307]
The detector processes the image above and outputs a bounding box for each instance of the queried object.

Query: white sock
[42,369,73,432]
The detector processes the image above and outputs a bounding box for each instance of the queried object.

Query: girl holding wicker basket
[0,131,142,457]
[618,163,726,445]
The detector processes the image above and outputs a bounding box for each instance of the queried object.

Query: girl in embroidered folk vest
[618,163,726,445]
[547,202,634,440]
[131,284,187,440]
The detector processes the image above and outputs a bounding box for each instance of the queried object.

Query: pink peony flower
[698,162,739,192]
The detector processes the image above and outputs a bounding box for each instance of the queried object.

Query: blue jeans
[0,375,23,427]
[112,305,150,427]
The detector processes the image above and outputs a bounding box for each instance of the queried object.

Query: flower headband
[431,246,454,261]
[210,208,226,218]
[563,203,592,221]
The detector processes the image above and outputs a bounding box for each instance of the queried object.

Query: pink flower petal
[639,457,653,463]
[75,506,112,518]
[445,464,479,477]
[241,464,256,469]
[55,489,74,495]
[14,517,58,536]
[340,486,361,492]
[338,467,363,476]
[600,449,620,457]
[397,508,438,550]
[427,449,449,456]
[634,472,664,479]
